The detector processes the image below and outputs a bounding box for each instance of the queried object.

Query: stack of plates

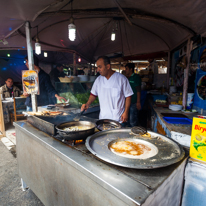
[169,104,183,111]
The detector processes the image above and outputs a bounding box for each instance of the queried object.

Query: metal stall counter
[14,120,187,206]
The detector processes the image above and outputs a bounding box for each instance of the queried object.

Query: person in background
[77,70,85,75]
[24,56,66,111]
[49,64,66,87]
[125,63,141,127]
[81,56,133,123]
[0,77,21,98]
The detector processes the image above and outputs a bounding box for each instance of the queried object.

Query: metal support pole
[73,52,76,76]
[182,39,193,110]
[166,52,171,89]
[89,63,92,76]
[25,21,37,112]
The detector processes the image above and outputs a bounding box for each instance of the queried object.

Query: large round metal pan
[85,128,185,169]
[96,119,122,131]
[56,121,96,140]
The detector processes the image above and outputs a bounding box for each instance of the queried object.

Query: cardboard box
[190,117,206,162]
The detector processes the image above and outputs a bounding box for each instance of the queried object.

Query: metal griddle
[85,129,185,169]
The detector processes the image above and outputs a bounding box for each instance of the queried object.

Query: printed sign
[22,70,39,94]
[190,117,206,162]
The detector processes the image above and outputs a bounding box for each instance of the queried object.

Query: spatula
[73,109,85,121]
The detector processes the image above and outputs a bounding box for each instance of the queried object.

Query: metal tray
[85,129,185,169]
[55,103,70,108]
[96,119,122,131]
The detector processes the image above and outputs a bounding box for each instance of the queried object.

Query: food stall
[14,110,187,206]
[1,1,206,206]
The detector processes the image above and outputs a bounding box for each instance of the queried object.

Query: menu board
[22,70,39,94]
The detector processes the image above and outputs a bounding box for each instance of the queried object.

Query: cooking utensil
[96,119,122,131]
[73,109,85,121]
[85,129,185,169]
[56,121,96,140]
[131,126,147,135]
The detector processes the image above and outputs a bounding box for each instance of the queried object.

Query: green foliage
[58,92,99,106]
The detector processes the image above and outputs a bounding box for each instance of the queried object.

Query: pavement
[0,124,44,206]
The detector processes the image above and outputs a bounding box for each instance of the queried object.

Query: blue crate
[163,117,192,125]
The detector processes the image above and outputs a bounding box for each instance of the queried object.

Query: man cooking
[0,77,21,98]
[23,55,66,111]
[125,63,141,126]
[81,56,133,123]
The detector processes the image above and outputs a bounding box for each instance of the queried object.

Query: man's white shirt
[91,72,133,122]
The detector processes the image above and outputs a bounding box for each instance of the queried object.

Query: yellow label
[190,117,206,162]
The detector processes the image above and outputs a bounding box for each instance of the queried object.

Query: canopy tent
[1,0,206,64]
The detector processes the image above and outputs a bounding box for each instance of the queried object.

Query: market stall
[14,113,187,206]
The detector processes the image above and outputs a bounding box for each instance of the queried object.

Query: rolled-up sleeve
[123,78,133,97]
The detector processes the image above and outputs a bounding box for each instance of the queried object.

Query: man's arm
[121,96,131,122]
[81,94,96,111]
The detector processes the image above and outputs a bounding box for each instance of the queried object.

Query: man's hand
[136,102,141,110]
[23,92,30,97]
[81,104,89,111]
[121,111,129,123]
[55,94,66,103]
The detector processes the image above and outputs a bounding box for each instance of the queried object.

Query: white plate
[170,108,182,111]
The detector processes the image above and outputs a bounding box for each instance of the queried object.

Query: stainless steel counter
[14,121,187,206]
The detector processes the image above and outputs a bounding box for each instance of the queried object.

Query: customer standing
[0,77,21,98]
[81,56,133,123]
[49,64,66,87]
[23,56,66,111]
[125,63,141,126]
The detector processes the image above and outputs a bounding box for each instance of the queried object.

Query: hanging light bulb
[111,29,115,41]
[35,38,41,55]
[44,52,48,57]
[68,17,76,41]
[78,56,81,62]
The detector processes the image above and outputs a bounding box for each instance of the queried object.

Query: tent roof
[1,0,206,63]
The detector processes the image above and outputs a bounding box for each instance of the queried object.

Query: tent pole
[182,38,193,110]
[73,52,76,75]
[25,21,37,112]
[89,63,92,76]
[166,51,171,89]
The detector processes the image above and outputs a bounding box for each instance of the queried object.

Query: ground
[0,124,44,206]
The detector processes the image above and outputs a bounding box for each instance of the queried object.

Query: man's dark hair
[56,63,63,68]
[6,77,13,81]
[96,56,110,66]
[125,63,135,73]
[25,55,39,66]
